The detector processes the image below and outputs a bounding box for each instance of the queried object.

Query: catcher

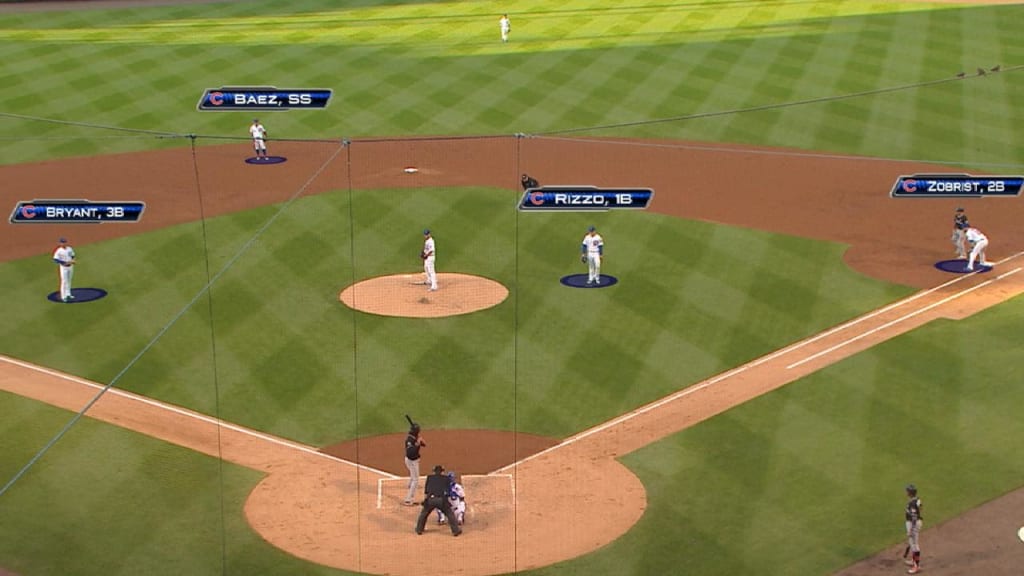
[435,471,467,526]
[951,206,969,259]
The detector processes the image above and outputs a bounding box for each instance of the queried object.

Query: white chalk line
[786,275,1005,369]
[376,475,514,510]
[0,355,398,479]
[498,250,1024,473]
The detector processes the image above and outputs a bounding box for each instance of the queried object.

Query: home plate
[404,167,419,173]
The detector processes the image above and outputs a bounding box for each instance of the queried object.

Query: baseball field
[1,1,1024,575]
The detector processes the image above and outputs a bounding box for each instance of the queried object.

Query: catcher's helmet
[906,484,917,495]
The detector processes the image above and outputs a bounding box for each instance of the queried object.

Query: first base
[1018,526,1024,543]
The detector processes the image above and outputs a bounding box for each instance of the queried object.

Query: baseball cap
[423,229,431,235]
[58,237,67,243]
[587,226,596,232]
[956,206,964,211]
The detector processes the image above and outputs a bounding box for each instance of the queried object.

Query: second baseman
[964,226,991,270]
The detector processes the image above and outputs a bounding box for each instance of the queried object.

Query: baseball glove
[421,251,428,260]
[580,255,587,263]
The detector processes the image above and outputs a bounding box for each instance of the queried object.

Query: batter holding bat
[403,415,426,506]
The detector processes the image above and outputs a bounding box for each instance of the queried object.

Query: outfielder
[436,471,466,526]
[249,118,268,159]
[964,226,991,271]
[580,225,604,285]
[421,229,437,291]
[499,14,511,43]
[903,484,923,574]
[52,237,76,302]
[951,207,969,259]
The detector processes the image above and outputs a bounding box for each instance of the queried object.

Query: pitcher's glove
[421,251,428,260]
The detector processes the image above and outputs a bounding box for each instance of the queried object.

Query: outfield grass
[2,1,1023,575]
[1,1,1022,165]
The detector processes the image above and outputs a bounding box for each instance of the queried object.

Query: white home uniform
[964,227,990,270]
[423,230,437,291]
[499,15,510,42]
[249,120,267,158]
[581,228,604,284]
[436,476,466,525]
[52,240,76,302]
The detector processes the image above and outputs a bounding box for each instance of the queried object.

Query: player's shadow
[933,259,992,274]
[560,274,618,288]
[47,287,108,303]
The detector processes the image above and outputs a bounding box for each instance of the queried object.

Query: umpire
[415,465,462,536]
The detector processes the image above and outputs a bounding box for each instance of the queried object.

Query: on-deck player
[52,237,76,302]
[422,229,437,291]
[249,119,268,159]
[903,484,923,574]
[580,225,604,285]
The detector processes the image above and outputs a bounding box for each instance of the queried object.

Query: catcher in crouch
[435,471,466,525]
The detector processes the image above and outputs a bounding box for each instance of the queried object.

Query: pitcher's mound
[339,273,509,318]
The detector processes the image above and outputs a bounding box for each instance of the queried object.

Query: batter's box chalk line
[377,473,514,510]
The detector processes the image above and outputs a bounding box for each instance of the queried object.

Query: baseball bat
[405,414,415,427]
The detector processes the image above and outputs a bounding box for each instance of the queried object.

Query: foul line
[0,354,398,479]
[498,251,1024,473]
[787,266,1022,369]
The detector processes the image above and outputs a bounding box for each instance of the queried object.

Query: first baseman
[580,225,604,284]
[422,229,437,291]
[52,237,76,302]
[951,207,969,259]
[964,226,991,270]
[249,118,268,159]
[903,484,923,574]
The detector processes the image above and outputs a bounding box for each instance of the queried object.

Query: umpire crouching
[415,465,462,536]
